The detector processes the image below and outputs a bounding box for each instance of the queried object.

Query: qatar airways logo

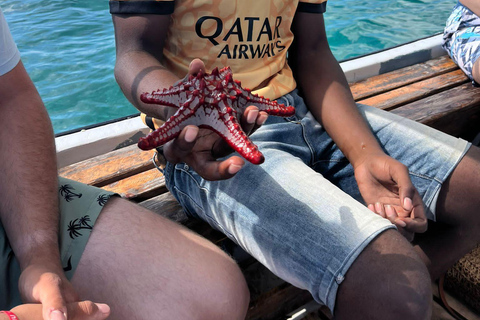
[195,16,286,59]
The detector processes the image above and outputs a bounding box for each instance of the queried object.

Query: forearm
[460,0,480,17]
[0,62,61,269]
[114,50,179,120]
[294,46,384,167]
[112,14,178,121]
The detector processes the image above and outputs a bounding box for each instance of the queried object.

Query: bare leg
[472,58,480,85]
[414,146,480,279]
[335,229,432,320]
[71,197,249,320]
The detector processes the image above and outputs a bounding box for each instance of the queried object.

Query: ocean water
[2,0,457,135]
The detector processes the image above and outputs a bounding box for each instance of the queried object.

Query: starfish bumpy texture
[138,66,295,164]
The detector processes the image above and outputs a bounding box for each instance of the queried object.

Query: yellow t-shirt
[111,0,326,100]
[110,0,326,128]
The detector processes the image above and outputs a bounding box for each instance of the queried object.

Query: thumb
[163,125,199,164]
[188,58,206,75]
[68,301,110,320]
[390,163,415,213]
[36,275,68,320]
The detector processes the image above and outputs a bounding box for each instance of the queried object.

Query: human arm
[0,57,106,319]
[289,11,426,239]
[460,0,480,17]
[0,301,110,320]
[111,13,266,179]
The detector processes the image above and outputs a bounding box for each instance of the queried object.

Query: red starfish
[138,66,295,164]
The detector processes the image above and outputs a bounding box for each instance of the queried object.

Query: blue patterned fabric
[443,2,480,83]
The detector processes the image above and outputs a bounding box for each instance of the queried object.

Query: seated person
[111,0,480,318]
[443,0,480,84]
[0,7,249,320]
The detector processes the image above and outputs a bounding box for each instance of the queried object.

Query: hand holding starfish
[139,59,294,165]
[161,59,270,180]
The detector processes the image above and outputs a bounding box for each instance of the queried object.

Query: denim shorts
[164,90,470,312]
[443,1,480,82]
[0,177,115,309]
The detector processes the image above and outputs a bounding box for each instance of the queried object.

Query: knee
[203,259,250,320]
[372,265,432,320]
[335,230,432,320]
[193,251,250,320]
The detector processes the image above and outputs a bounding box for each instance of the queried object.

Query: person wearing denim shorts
[111,0,480,318]
[443,0,480,84]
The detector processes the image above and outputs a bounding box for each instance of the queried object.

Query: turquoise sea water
[2,0,457,134]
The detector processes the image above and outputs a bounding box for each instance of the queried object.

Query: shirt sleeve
[298,0,327,14]
[0,8,20,76]
[109,0,175,15]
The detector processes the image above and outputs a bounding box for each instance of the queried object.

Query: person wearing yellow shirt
[111,0,480,318]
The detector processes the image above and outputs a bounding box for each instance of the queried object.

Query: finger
[367,204,375,212]
[48,310,67,320]
[397,214,428,234]
[384,204,398,224]
[374,202,386,218]
[192,155,245,181]
[390,164,417,213]
[69,301,110,320]
[35,274,67,320]
[188,59,206,76]
[240,106,260,136]
[257,111,268,127]
[398,192,427,233]
[251,111,268,134]
[173,59,206,87]
[163,126,199,164]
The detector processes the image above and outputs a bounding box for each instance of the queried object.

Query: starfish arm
[212,118,264,165]
[140,85,192,108]
[217,68,295,117]
[137,97,201,150]
[201,100,264,164]
[236,93,296,116]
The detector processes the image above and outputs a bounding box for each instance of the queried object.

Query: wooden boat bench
[59,55,480,319]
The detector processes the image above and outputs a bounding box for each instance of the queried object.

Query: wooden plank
[59,144,155,186]
[304,305,334,320]
[102,168,167,201]
[358,69,469,111]
[246,284,314,320]
[140,192,187,222]
[351,55,458,101]
[392,83,480,137]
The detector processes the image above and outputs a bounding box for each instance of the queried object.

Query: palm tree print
[79,215,91,227]
[63,256,72,272]
[67,215,93,239]
[97,194,112,206]
[59,184,82,202]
